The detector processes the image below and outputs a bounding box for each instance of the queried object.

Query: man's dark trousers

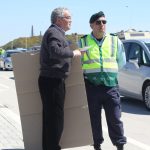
[84,79,126,146]
[38,76,65,150]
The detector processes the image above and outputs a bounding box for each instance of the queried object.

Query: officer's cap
[89,11,105,24]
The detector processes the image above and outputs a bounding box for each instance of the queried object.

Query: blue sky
[0,0,150,46]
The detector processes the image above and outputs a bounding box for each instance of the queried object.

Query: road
[0,70,19,114]
[0,70,150,150]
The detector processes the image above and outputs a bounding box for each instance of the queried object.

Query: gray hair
[51,7,70,24]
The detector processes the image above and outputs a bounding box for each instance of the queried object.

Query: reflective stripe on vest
[83,68,118,73]
[111,35,116,57]
[83,58,117,64]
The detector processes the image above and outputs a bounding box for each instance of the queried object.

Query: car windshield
[6,51,20,57]
[145,43,150,51]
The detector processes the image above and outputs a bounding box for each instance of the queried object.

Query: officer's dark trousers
[38,76,65,150]
[84,79,127,146]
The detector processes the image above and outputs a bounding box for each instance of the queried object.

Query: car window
[128,43,141,60]
[123,42,130,61]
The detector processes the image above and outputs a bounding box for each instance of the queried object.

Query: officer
[79,11,127,150]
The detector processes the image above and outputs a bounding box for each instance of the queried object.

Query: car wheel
[143,82,150,110]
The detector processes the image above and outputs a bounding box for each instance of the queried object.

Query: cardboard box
[12,51,92,150]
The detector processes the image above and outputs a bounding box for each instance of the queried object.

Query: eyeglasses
[96,20,107,25]
[61,16,71,20]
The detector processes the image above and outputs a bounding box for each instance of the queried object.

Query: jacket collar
[51,24,65,35]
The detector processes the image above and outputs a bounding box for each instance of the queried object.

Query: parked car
[28,45,41,52]
[0,49,22,70]
[118,39,150,110]
[15,48,27,52]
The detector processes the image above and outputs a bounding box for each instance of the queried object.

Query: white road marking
[103,126,150,150]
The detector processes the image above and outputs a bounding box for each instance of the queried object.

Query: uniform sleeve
[117,39,126,69]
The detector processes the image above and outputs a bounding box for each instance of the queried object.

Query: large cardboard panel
[12,52,84,94]
[20,107,92,150]
[65,84,87,109]
[12,52,40,82]
[17,92,42,116]
[12,52,92,149]
[17,84,87,116]
[60,106,92,148]
[15,71,84,94]
[20,113,42,150]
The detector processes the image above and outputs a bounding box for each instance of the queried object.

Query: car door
[119,42,144,99]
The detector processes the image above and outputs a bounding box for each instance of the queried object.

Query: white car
[0,49,22,70]
[118,39,150,110]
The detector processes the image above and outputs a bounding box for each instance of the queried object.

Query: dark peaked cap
[89,11,105,23]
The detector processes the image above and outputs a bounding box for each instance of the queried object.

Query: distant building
[117,29,150,40]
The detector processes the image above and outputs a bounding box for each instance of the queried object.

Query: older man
[38,7,81,150]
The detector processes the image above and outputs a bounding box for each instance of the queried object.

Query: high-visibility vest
[0,48,5,55]
[80,33,119,86]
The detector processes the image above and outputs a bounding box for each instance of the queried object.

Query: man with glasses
[80,11,127,150]
[38,7,81,150]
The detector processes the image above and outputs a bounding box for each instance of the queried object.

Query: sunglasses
[96,20,107,25]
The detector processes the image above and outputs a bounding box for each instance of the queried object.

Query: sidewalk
[0,105,24,150]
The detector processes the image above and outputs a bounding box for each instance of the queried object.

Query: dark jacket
[39,24,74,78]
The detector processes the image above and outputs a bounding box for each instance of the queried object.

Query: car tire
[143,82,150,110]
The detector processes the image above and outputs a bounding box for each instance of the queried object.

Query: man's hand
[73,49,81,57]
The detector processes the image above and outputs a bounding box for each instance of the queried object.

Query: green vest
[80,33,119,86]
[0,48,5,55]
